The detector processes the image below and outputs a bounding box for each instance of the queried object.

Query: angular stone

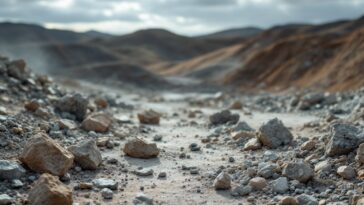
[314,160,332,173]
[24,100,40,112]
[244,138,262,151]
[213,172,231,190]
[272,177,289,194]
[20,133,74,176]
[356,143,364,164]
[138,109,161,125]
[337,166,356,180]
[282,162,314,183]
[325,123,359,156]
[68,140,102,170]
[81,113,112,133]
[123,138,159,159]
[0,194,12,205]
[231,185,251,196]
[55,94,88,121]
[301,140,316,151]
[28,173,73,205]
[209,110,239,126]
[257,118,293,148]
[92,178,118,190]
[57,119,77,130]
[279,196,299,205]
[7,59,29,80]
[296,194,318,205]
[0,160,26,180]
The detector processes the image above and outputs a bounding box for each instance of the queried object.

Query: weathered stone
[28,173,73,205]
[81,113,112,133]
[257,118,293,148]
[0,160,26,180]
[55,94,88,121]
[314,160,332,173]
[301,140,316,151]
[244,138,262,151]
[0,194,12,205]
[279,196,299,205]
[272,177,289,194]
[92,178,118,190]
[24,100,40,112]
[68,140,102,170]
[229,101,243,110]
[57,119,77,130]
[94,98,108,109]
[249,177,267,190]
[282,162,314,183]
[213,172,231,190]
[101,188,113,199]
[325,123,359,156]
[138,109,161,125]
[209,110,239,126]
[123,138,159,159]
[257,163,278,178]
[7,59,29,80]
[296,194,318,205]
[20,133,74,176]
[231,185,251,196]
[337,166,356,180]
[356,143,364,164]
[133,193,154,205]
[133,168,154,176]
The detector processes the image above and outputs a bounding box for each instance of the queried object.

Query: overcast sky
[0,0,364,36]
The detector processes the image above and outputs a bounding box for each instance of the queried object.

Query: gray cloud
[0,0,363,35]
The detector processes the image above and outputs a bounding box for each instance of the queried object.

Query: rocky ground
[0,56,364,205]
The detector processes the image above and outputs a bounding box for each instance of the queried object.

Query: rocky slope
[1,56,364,205]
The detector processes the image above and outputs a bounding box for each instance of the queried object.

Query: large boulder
[0,160,26,180]
[257,118,293,149]
[138,109,161,125]
[20,133,74,176]
[282,162,314,183]
[55,94,88,121]
[325,123,359,156]
[213,172,231,190]
[209,110,239,126]
[28,173,73,205]
[123,138,159,159]
[68,140,102,170]
[81,113,112,133]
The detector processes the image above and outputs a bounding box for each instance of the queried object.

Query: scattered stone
[138,109,161,125]
[158,172,167,178]
[95,98,108,109]
[7,59,29,80]
[0,194,12,205]
[189,143,201,151]
[296,194,318,205]
[81,113,112,132]
[153,135,163,141]
[282,162,314,183]
[28,173,73,205]
[79,182,93,190]
[134,168,154,176]
[356,143,364,164]
[272,177,289,194]
[325,123,359,156]
[213,172,231,190]
[133,193,154,205]
[11,179,24,188]
[257,163,278,178]
[279,196,299,205]
[233,121,254,132]
[19,133,74,176]
[314,160,332,173]
[55,94,88,121]
[57,119,78,130]
[92,178,118,190]
[0,160,26,180]
[301,140,316,151]
[231,185,251,196]
[209,110,239,126]
[101,188,113,199]
[68,139,102,170]
[229,101,242,109]
[123,138,159,159]
[337,166,356,180]
[257,118,293,149]
[244,138,262,151]
[24,100,40,112]
[249,177,267,190]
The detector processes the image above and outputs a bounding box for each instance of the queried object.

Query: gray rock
[283,162,314,183]
[0,160,26,180]
[55,94,88,121]
[233,121,254,132]
[257,163,278,178]
[231,185,252,196]
[257,118,293,148]
[213,171,231,190]
[133,193,154,205]
[0,194,12,205]
[92,178,118,190]
[68,140,102,170]
[297,194,318,205]
[7,59,29,80]
[101,188,113,199]
[325,123,359,156]
[272,177,289,194]
[337,166,356,180]
[314,160,332,173]
[134,168,154,176]
[11,179,23,188]
[209,110,239,126]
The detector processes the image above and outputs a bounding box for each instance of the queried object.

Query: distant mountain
[198,27,263,39]
[83,30,114,39]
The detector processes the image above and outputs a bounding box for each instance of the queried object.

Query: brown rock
[356,143,364,164]
[337,165,356,180]
[7,59,29,80]
[301,140,316,151]
[57,119,77,130]
[138,109,161,125]
[279,196,299,205]
[229,101,243,110]
[28,173,72,205]
[352,195,364,205]
[249,177,267,190]
[94,98,108,109]
[123,138,159,158]
[20,133,74,176]
[213,172,231,190]
[81,113,112,133]
[25,100,40,112]
[244,138,262,151]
